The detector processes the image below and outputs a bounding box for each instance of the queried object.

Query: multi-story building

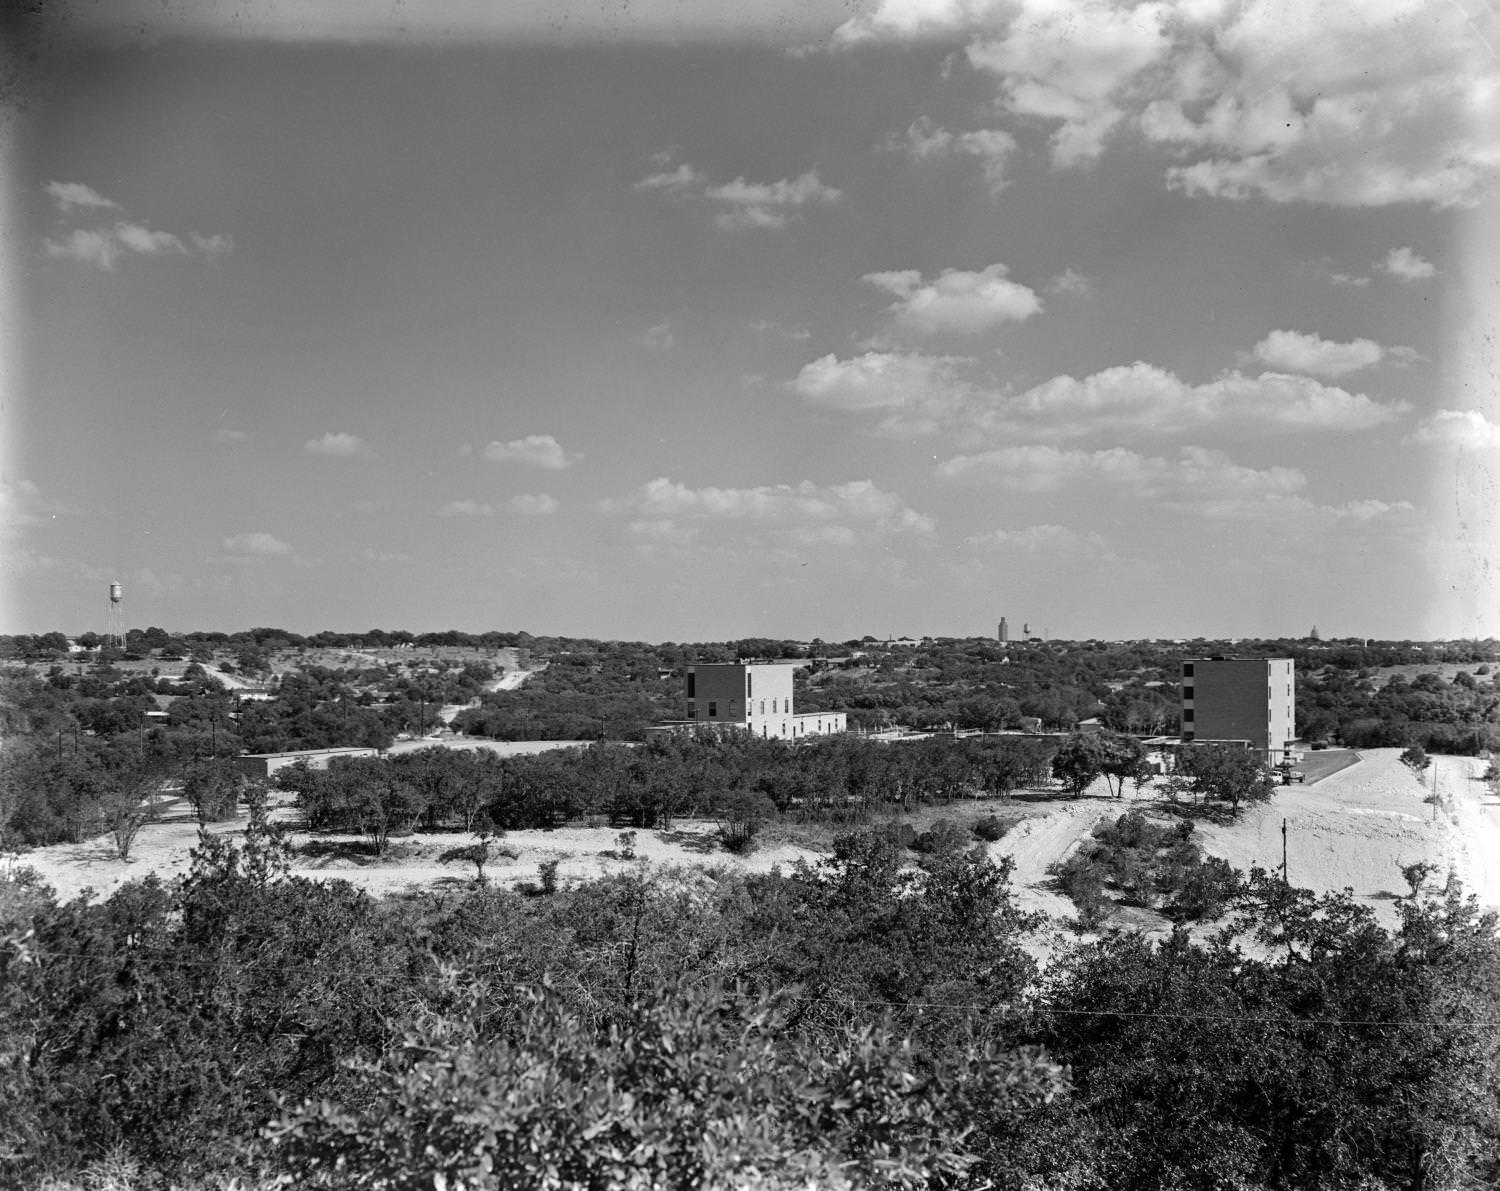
[650,661,846,741]
[1180,657,1295,762]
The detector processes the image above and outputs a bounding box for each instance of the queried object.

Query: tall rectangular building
[1180,657,1295,761]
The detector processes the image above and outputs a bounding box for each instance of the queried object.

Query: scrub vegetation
[3,629,1500,1188]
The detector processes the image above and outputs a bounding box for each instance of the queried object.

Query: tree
[181,758,241,824]
[1173,745,1274,816]
[1052,732,1109,797]
[99,755,167,860]
[327,757,426,855]
[1401,743,1431,784]
[1097,731,1148,799]
[439,832,503,884]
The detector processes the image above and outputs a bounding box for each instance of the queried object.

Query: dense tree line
[4,812,1499,1189]
[452,649,678,741]
[276,735,1061,845]
[1299,665,1500,752]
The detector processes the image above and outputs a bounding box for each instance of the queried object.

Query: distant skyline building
[1180,657,1296,762]
[998,617,1009,643]
[106,581,124,650]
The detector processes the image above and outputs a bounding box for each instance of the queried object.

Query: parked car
[1282,769,1306,785]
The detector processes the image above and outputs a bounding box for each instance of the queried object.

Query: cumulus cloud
[793,356,1408,442]
[990,364,1408,439]
[305,431,373,457]
[1323,498,1417,522]
[45,181,120,211]
[604,477,934,542]
[968,1,1171,167]
[1250,330,1387,377]
[1381,246,1438,281]
[223,532,292,556]
[214,428,249,443]
[437,499,497,517]
[1407,409,1500,449]
[939,444,1406,525]
[834,0,1007,44]
[43,182,233,269]
[45,223,188,270]
[1150,4,1500,207]
[1046,268,1093,297]
[1329,271,1371,288]
[937,444,1306,509]
[838,1,1500,208]
[790,351,970,435]
[634,162,706,194]
[511,492,560,515]
[706,171,843,229]
[636,155,842,229]
[864,263,1042,336]
[886,117,1018,191]
[479,435,577,470]
[939,444,1144,492]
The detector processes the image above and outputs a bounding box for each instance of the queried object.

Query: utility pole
[1281,818,1288,883]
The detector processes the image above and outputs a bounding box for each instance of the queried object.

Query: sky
[3,0,1499,644]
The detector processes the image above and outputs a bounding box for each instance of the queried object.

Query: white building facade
[652,661,846,740]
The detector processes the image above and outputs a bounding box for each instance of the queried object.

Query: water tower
[107,581,124,650]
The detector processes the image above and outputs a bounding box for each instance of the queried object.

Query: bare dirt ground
[11,749,1497,940]
[6,801,823,905]
[1192,749,1497,923]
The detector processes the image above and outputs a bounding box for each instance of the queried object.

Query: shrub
[887,822,919,849]
[717,790,776,856]
[1167,855,1242,921]
[1094,809,1158,851]
[262,977,1068,1190]
[972,815,1009,842]
[911,819,968,855]
[1052,851,1111,929]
